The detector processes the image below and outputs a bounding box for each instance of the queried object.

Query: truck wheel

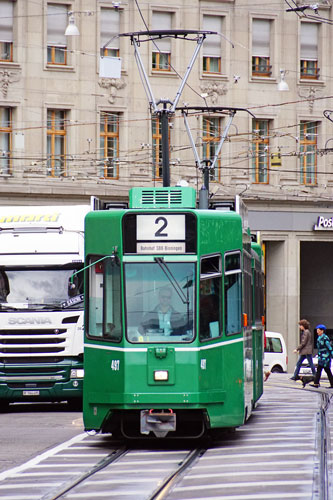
[67,399,82,411]
[0,400,9,412]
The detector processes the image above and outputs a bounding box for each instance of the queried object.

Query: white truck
[0,204,92,409]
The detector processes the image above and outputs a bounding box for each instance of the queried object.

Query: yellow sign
[0,213,60,223]
[271,152,281,167]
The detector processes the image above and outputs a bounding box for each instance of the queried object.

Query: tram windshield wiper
[154,257,189,305]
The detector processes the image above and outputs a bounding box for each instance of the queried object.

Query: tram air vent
[129,187,196,209]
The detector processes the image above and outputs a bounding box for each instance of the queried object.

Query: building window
[0,107,12,175]
[0,1,13,61]
[100,8,120,57]
[203,116,221,181]
[300,121,317,185]
[47,109,66,177]
[300,23,319,79]
[100,112,119,179]
[152,12,172,71]
[47,4,67,65]
[252,19,271,77]
[252,119,269,184]
[152,116,162,179]
[202,16,222,74]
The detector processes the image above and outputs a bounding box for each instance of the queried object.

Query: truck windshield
[0,267,83,309]
[124,262,195,343]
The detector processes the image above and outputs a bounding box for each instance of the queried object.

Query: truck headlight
[70,369,84,379]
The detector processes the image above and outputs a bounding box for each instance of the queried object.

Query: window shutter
[0,1,13,43]
[47,4,67,46]
[152,12,171,52]
[301,23,318,60]
[101,8,120,50]
[252,19,270,57]
[203,16,221,57]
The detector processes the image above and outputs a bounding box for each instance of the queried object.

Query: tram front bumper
[87,390,226,405]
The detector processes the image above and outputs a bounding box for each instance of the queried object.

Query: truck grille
[2,357,64,364]
[0,363,69,385]
[0,328,68,356]
[0,329,66,336]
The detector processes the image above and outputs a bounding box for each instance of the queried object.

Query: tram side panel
[251,241,265,403]
[197,212,246,429]
[83,210,126,431]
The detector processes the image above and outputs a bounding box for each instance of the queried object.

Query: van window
[265,337,282,353]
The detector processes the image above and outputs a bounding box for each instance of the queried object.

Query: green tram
[83,186,264,439]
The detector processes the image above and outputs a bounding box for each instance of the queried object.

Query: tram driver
[138,286,188,337]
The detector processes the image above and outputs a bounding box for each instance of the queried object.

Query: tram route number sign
[136,214,185,254]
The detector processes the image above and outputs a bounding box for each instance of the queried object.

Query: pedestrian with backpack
[310,324,333,388]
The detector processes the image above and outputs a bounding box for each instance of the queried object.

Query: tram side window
[243,251,253,327]
[199,254,221,341]
[88,258,104,337]
[104,257,122,341]
[87,256,122,341]
[254,268,264,323]
[224,252,242,335]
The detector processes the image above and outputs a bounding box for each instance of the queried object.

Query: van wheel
[271,366,283,373]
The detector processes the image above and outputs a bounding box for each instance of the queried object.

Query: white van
[264,331,288,373]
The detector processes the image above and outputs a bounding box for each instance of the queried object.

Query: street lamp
[65,12,80,36]
[277,69,289,91]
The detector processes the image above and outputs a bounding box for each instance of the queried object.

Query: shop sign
[314,216,333,230]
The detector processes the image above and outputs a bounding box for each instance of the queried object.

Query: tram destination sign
[136,214,185,254]
[122,212,197,254]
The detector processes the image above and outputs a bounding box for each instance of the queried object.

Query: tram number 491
[111,360,120,371]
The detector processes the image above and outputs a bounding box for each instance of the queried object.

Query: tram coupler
[140,409,176,437]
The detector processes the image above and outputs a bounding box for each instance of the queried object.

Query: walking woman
[290,319,316,380]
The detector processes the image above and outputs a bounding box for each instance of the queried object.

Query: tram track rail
[40,446,207,500]
[148,448,207,500]
[0,374,332,499]
[41,446,128,500]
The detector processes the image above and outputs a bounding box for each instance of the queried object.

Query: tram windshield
[124,261,195,343]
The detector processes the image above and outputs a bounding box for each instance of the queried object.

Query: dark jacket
[139,306,186,335]
[297,328,313,355]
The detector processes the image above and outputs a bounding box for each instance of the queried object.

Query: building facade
[1,0,333,368]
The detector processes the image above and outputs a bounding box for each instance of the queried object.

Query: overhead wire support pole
[157,99,173,187]
[178,106,256,198]
[183,111,202,169]
[131,35,158,112]
[170,33,207,113]
[119,30,217,187]
[209,111,236,174]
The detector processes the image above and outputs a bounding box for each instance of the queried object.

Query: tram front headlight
[154,370,168,381]
[70,369,84,379]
